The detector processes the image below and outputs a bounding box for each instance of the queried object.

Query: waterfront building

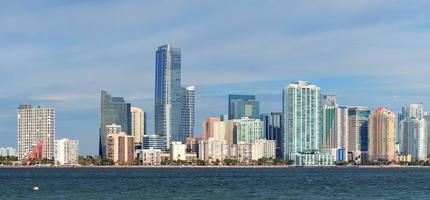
[17,104,55,160]
[252,140,276,160]
[260,112,283,158]
[179,85,195,143]
[335,106,349,161]
[54,138,79,165]
[283,81,333,165]
[203,117,226,141]
[106,132,134,164]
[170,141,186,161]
[185,153,198,163]
[199,138,228,163]
[186,137,201,155]
[139,148,162,165]
[131,107,146,144]
[368,108,396,161]
[228,95,260,120]
[347,106,371,162]
[142,134,167,150]
[232,117,264,144]
[0,147,17,157]
[154,44,182,149]
[227,143,253,162]
[322,95,338,149]
[99,90,131,157]
[399,118,427,161]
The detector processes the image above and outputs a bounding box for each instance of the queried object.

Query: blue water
[0,167,429,199]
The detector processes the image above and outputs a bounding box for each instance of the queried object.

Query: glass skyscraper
[322,95,338,149]
[260,112,283,158]
[154,44,182,149]
[99,90,131,157]
[228,95,260,120]
[347,106,371,162]
[180,85,195,143]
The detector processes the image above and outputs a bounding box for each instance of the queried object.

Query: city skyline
[2,1,430,155]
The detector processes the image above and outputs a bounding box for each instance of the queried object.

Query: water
[0,167,429,199]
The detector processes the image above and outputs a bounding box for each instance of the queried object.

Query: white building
[199,138,228,162]
[55,138,79,165]
[170,141,186,161]
[231,117,263,144]
[0,147,17,157]
[106,124,122,134]
[335,106,349,161]
[227,143,253,162]
[180,85,195,143]
[252,140,276,160]
[140,148,162,165]
[131,107,145,144]
[17,104,55,160]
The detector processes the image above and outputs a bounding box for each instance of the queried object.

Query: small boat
[32,185,39,191]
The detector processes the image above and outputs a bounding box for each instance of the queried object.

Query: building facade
[106,132,134,164]
[131,107,146,144]
[199,138,228,163]
[179,85,195,143]
[17,104,55,160]
[335,106,349,161]
[170,141,187,161]
[232,117,264,144]
[260,112,283,158]
[368,108,396,161]
[99,90,131,157]
[228,95,260,120]
[0,147,17,157]
[348,106,371,162]
[55,138,79,165]
[142,134,167,150]
[154,44,182,149]
[203,117,226,141]
[322,95,338,149]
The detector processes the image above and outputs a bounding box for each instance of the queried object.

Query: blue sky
[1,1,430,155]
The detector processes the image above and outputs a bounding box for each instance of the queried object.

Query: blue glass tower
[260,112,283,158]
[228,95,260,120]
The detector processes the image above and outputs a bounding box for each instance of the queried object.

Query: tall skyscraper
[154,44,182,148]
[400,104,427,161]
[17,104,55,160]
[322,95,338,149]
[335,106,349,161]
[228,95,260,120]
[99,90,131,157]
[260,112,283,158]
[131,107,146,144]
[180,85,195,143]
[347,106,371,162]
[368,108,396,161]
[283,81,332,165]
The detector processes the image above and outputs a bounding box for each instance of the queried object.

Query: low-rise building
[54,138,79,165]
[199,138,228,162]
[170,141,186,161]
[140,148,162,165]
[0,147,17,157]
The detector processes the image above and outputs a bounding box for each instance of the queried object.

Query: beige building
[227,143,253,162]
[106,132,134,164]
[252,140,276,160]
[199,138,228,162]
[368,108,396,161]
[131,107,145,144]
[170,141,186,161]
[203,118,227,141]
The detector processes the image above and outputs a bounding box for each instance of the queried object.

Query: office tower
[154,44,182,148]
[260,112,283,158]
[180,85,195,143]
[142,134,167,150]
[368,108,396,161]
[106,132,134,164]
[228,95,260,120]
[170,141,186,161]
[55,138,79,165]
[17,104,55,160]
[400,118,427,161]
[203,118,226,141]
[0,147,17,157]
[99,90,131,157]
[131,107,146,144]
[348,106,371,162]
[335,106,349,161]
[199,138,228,162]
[283,81,332,165]
[232,117,264,144]
[322,95,338,149]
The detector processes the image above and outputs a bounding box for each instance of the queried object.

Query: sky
[1,0,430,155]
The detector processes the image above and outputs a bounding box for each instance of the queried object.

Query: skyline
[2,1,430,155]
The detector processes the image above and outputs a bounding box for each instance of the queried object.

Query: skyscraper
[260,112,283,158]
[283,81,332,165]
[335,106,349,161]
[322,95,338,149]
[347,106,371,162]
[180,85,195,143]
[17,104,55,160]
[231,117,264,144]
[154,44,181,148]
[368,108,396,161]
[228,95,260,120]
[131,107,146,144]
[99,90,131,157]
[399,104,427,161]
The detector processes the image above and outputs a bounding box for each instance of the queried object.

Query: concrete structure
[186,137,201,155]
[99,90,131,157]
[0,147,17,157]
[170,141,186,161]
[228,95,260,120]
[55,138,79,165]
[199,138,228,162]
[131,107,146,144]
[335,106,349,161]
[322,95,338,149]
[227,143,253,162]
[140,148,162,165]
[17,104,55,160]
[154,44,182,148]
[106,124,122,134]
[260,112,283,158]
[231,117,264,144]
[203,118,226,141]
[348,106,371,162]
[180,85,195,143]
[252,140,276,160]
[399,118,427,161]
[368,108,396,161]
[142,134,167,150]
[106,132,134,164]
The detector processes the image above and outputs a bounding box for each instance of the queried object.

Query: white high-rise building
[55,138,79,165]
[17,104,55,160]
[170,141,186,161]
[231,117,263,144]
[199,138,228,162]
[335,106,349,161]
[399,104,428,161]
[131,107,145,144]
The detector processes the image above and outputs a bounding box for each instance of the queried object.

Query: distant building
[260,112,283,158]
[335,106,349,161]
[399,118,427,161]
[322,95,338,150]
[368,108,396,161]
[154,45,182,149]
[170,141,186,161]
[186,137,201,155]
[100,90,131,158]
[17,104,55,160]
[227,143,253,162]
[140,148,162,165]
[180,85,195,143]
[0,147,17,157]
[203,117,226,141]
[106,124,122,134]
[252,140,276,160]
[199,138,228,162]
[231,117,264,144]
[348,106,371,162]
[142,135,167,150]
[106,132,134,164]
[228,95,260,120]
[55,138,79,165]
[131,107,146,144]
